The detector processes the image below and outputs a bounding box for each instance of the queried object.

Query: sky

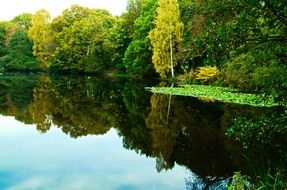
[0,115,187,189]
[0,0,128,21]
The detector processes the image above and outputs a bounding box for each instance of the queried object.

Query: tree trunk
[169,34,174,78]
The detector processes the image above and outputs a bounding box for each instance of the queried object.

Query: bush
[195,66,220,83]
[179,69,197,83]
[252,65,287,90]
[224,53,256,91]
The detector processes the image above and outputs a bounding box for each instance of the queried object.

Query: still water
[0,74,286,190]
[0,116,186,189]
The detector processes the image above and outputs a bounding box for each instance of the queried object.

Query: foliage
[123,0,158,77]
[228,172,253,190]
[224,53,256,90]
[49,6,116,73]
[0,22,7,57]
[149,0,183,78]
[255,168,287,190]
[224,51,287,100]
[0,28,40,71]
[226,109,287,147]
[252,65,287,90]
[176,70,196,83]
[0,0,285,102]
[147,85,283,107]
[11,13,32,30]
[110,0,142,73]
[226,152,287,190]
[195,65,219,83]
[176,0,287,101]
[28,9,54,68]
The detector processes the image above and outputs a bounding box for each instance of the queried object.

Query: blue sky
[0,115,187,190]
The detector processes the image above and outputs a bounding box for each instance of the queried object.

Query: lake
[0,74,286,190]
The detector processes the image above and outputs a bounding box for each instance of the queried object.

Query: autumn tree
[149,0,183,78]
[28,9,54,69]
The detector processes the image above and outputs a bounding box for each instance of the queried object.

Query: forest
[0,0,286,188]
[0,0,286,101]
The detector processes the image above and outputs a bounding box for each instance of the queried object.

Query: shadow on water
[0,74,286,189]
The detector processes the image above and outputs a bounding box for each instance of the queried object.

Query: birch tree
[149,0,183,78]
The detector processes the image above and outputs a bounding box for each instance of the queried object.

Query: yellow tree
[28,9,54,68]
[149,0,183,78]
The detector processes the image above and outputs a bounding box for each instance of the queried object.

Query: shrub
[224,53,256,91]
[252,65,287,90]
[181,69,197,83]
[195,66,220,83]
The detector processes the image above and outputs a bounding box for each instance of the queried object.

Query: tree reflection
[145,93,237,177]
[0,74,285,189]
[28,76,119,137]
[6,95,19,117]
[117,79,154,156]
[0,74,39,123]
[28,76,57,132]
[146,93,179,171]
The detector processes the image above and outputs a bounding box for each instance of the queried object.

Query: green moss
[146,85,285,107]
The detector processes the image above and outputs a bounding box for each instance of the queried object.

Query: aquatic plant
[146,85,284,107]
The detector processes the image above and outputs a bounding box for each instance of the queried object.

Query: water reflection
[0,116,186,190]
[0,74,286,189]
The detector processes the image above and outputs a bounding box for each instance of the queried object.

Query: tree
[50,6,116,73]
[0,22,7,57]
[3,28,39,71]
[123,0,158,77]
[111,0,142,73]
[149,0,183,78]
[12,13,32,30]
[28,9,54,69]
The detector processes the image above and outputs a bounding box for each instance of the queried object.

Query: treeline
[0,6,116,73]
[0,0,286,96]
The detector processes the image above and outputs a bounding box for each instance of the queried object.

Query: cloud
[0,119,187,190]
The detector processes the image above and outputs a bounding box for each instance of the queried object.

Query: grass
[146,84,285,107]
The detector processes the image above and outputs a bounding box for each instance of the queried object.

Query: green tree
[149,0,183,78]
[50,6,116,73]
[3,28,39,71]
[28,9,54,69]
[12,13,32,30]
[123,0,158,77]
[0,22,7,57]
[111,0,142,73]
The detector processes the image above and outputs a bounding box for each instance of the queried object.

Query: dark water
[0,74,286,190]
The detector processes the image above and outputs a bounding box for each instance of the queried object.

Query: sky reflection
[0,116,187,190]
